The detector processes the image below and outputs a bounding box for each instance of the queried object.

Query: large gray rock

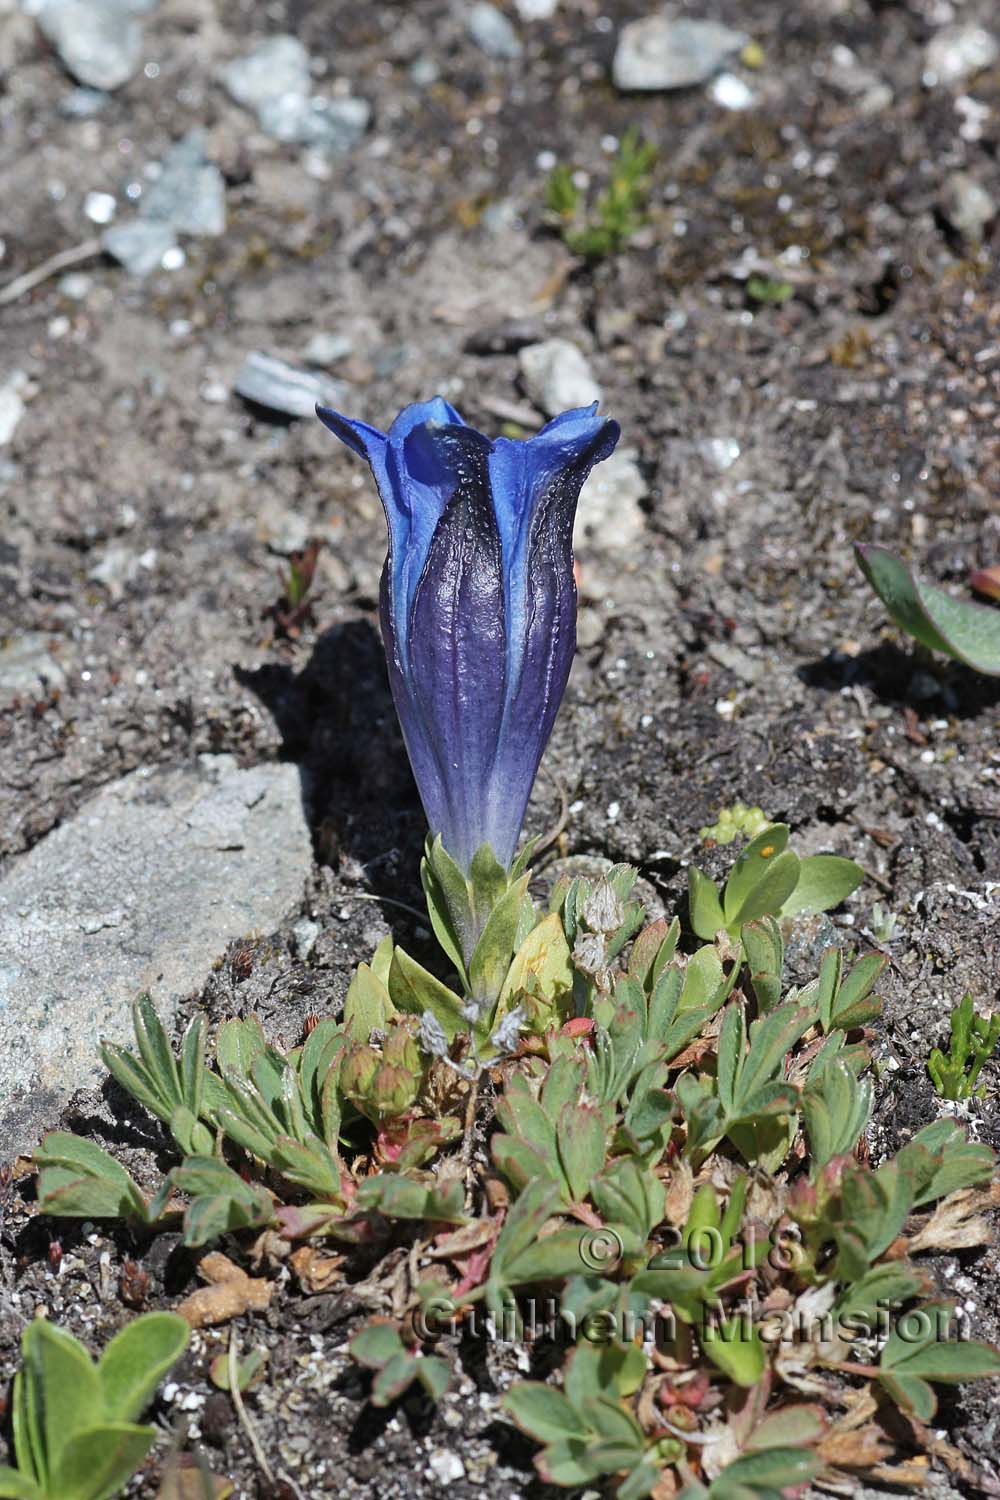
[36,0,144,91]
[0,756,313,1153]
[613,15,747,92]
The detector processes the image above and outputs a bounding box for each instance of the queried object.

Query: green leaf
[98,1313,189,1423]
[726,851,800,932]
[350,1322,404,1369]
[502,1383,588,1443]
[49,1424,156,1500]
[499,912,573,1009]
[856,543,1000,675]
[132,993,181,1105]
[214,1015,266,1078]
[170,1157,274,1246]
[354,1174,466,1223]
[688,866,726,941]
[780,855,864,918]
[721,825,790,924]
[388,947,465,1039]
[20,1320,102,1484]
[34,1134,150,1222]
[343,963,395,1042]
[702,1315,766,1386]
[0,1469,41,1500]
[468,873,531,1014]
[557,1102,608,1203]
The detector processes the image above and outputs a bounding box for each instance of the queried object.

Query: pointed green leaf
[388,947,465,1040]
[856,543,1000,675]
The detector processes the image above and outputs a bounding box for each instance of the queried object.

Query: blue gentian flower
[316,397,620,872]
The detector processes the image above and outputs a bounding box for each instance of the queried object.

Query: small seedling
[928,992,1000,1101]
[0,1313,188,1500]
[267,538,321,639]
[545,129,656,259]
[688,823,863,941]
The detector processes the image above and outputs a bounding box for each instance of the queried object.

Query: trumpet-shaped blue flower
[316,397,620,872]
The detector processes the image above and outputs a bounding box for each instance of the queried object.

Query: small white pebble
[606,801,621,821]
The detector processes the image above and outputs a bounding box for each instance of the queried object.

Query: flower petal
[406,423,506,871]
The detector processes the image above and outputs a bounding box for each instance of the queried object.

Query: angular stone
[577,448,647,549]
[467,2,523,60]
[518,338,602,416]
[102,220,178,276]
[254,93,370,152]
[0,632,66,705]
[0,757,313,1153]
[924,23,998,86]
[234,351,348,419]
[140,130,227,238]
[37,0,143,91]
[219,35,312,110]
[613,15,747,92]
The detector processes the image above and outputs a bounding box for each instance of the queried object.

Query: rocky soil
[1,0,998,1495]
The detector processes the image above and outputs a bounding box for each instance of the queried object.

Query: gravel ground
[1,0,998,1495]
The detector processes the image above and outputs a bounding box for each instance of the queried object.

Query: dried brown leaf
[177,1252,273,1328]
[289,1245,345,1294]
[157,1455,233,1499]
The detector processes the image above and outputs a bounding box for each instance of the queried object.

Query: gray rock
[0,756,313,1154]
[140,129,226,237]
[518,338,602,416]
[292,917,321,959]
[37,0,143,91]
[58,86,111,118]
[0,632,66,705]
[235,351,347,419]
[577,448,646,549]
[613,15,747,92]
[699,436,741,472]
[0,371,28,446]
[303,331,353,366]
[409,56,440,87]
[467,1,523,60]
[924,23,998,86]
[219,34,311,109]
[255,93,371,152]
[101,219,178,276]
[940,172,997,243]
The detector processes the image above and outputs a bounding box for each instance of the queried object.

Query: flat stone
[0,371,28,446]
[102,219,178,276]
[303,332,353,366]
[140,129,227,237]
[0,631,66,705]
[0,756,313,1154]
[924,23,998,86]
[613,15,747,92]
[37,0,143,91]
[467,2,523,60]
[577,447,647,549]
[219,35,312,110]
[939,172,996,243]
[518,338,602,416]
[255,93,371,152]
[235,351,348,419]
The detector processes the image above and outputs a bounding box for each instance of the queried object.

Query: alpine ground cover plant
[22,402,1000,1498]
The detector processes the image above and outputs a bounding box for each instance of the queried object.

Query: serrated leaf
[856,542,1000,675]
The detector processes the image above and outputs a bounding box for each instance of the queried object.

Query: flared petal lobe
[316,399,620,871]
